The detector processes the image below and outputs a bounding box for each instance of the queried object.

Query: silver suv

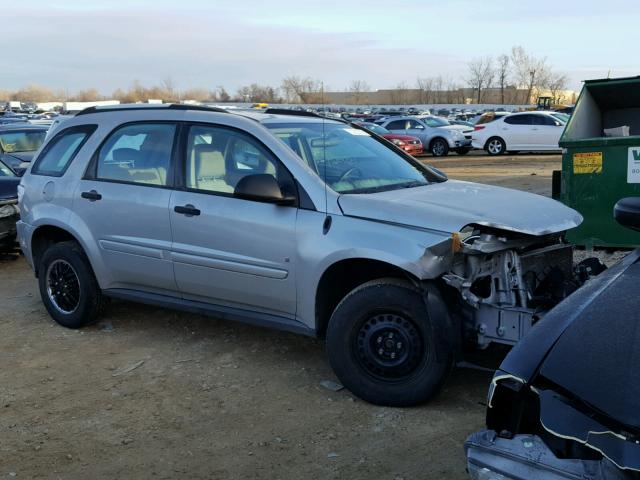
[376,115,472,156]
[18,104,583,406]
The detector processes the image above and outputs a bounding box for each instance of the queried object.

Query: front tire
[430,138,450,157]
[326,279,454,407]
[485,137,506,156]
[38,241,105,328]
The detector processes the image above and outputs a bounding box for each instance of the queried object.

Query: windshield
[265,122,430,194]
[0,130,46,153]
[0,160,15,177]
[551,113,569,124]
[359,123,390,135]
[423,117,450,127]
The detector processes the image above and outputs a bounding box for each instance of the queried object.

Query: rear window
[32,125,96,177]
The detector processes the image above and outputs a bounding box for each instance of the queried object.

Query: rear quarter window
[32,125,97,177]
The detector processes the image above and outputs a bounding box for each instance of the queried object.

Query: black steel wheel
[355,312,425,381]
[326,278,454,406]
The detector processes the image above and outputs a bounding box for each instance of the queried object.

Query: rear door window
[534,114,557,126]
[32,125,96,177]
[95,123,176,186]
[504,115,533,125]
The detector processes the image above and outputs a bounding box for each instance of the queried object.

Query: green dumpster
[558,75,640,248]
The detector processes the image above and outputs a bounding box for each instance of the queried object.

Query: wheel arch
[30,224,93,279]
[429,136,449,149]
[314,257,419,338]
[484,135,507,151]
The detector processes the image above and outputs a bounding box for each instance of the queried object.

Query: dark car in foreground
[0,159,20,249]
[465,197,640,479]
[352,121,423,156]
[0,125,48,175]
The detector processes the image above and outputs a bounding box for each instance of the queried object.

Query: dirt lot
[1,154,561,480]
[425,151,561,196]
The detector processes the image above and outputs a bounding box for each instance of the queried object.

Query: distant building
[322,86,578,106]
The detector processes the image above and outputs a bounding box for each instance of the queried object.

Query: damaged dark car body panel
[466,247,640,479]
[0,158,20,249]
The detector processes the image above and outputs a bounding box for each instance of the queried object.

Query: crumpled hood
[338,179,583,236]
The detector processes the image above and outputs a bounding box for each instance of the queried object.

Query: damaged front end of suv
[341,179,592,353]
[442,225,591,349]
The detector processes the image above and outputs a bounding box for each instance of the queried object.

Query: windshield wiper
[343,180,428,194]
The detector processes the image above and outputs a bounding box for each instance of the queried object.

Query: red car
[353,122,423,156]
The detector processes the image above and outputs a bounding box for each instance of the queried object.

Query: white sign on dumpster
[628,147,640,183]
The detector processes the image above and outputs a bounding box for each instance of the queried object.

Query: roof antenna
[321,81,332,235]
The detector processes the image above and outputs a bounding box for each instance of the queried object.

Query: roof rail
[262,108,350,124]
[75,104,228,116]
[263,108,322,118]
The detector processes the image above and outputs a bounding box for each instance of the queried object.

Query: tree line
[0,46,568,105]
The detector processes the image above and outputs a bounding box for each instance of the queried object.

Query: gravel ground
[0,153,627,480]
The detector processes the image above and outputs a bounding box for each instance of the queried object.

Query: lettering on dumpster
[573,152,603,174]
[628,147,640,183]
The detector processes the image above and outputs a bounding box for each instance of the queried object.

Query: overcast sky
[3,0,638,94]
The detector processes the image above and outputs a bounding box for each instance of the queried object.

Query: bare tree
[510,46,551,104]
[215,86,231,102]
[348,80,370,105]
[389,82,410,105]
[546,73,569,106]
[433,76,444,103]
[416,77,436,104]
[181,88,212,102]
[496,54,510,104]
[160,77,176,99]
[466,56,495,104]
[12,84,55,102]
[280,76,322,103]
[70,88,103,102]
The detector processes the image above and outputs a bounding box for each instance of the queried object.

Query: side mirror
[614,197,640,231]
[234,174,295,206]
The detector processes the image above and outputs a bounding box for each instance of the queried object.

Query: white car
[472,111,567,155]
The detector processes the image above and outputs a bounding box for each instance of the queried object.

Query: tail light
[474,125,485,131]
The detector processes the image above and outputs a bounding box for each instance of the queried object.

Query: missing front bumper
[465,430,628,480]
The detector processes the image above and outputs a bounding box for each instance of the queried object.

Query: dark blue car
[465,197,640,479]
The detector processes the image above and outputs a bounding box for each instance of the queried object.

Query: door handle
[81,190,102,201]
[174,204,201,216]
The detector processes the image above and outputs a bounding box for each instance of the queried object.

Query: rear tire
[485,137,506,156]
[38,241,105,329]
[326,279,454,407]
[430,138,450,157]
